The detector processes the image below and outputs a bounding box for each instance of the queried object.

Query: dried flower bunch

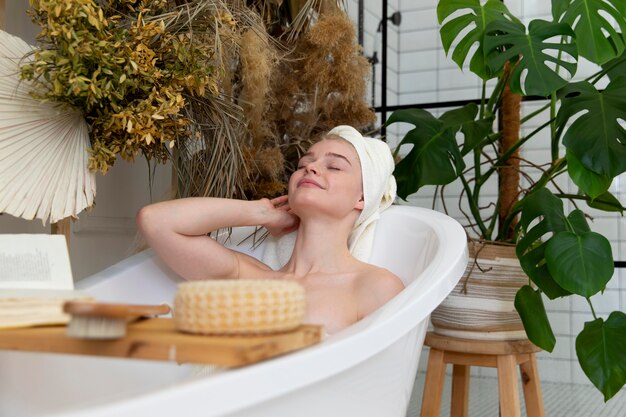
[21,0,229,174]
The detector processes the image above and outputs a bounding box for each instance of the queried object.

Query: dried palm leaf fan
[0,30,94,224]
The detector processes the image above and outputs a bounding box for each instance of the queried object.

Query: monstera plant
[386,0,626,400]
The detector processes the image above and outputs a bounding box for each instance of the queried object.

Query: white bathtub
[0,205,467,417]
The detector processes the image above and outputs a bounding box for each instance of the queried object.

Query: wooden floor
[408,372,626,417]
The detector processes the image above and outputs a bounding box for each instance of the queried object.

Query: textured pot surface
[431,241,528,340]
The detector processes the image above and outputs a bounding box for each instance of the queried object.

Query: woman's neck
[281,217,358,277]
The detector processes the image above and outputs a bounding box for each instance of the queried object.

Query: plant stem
[474,82,489,183]
[587,54,626,85]
[586,297,598,320]
[480,118,553,185]
[474,131,501,151]
[520,101,550,124]
[486,198,500,238]
[533,158,567,190]
[550,92,558,161]
[496,204,522,241]
[486,72,507,116]
[460,175,489,238]
[497,159,567,240]
[480,80,486,118]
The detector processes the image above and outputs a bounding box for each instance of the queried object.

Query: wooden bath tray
[0,318,323,367]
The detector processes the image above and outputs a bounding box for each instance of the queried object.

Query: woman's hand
[261,195,300,237]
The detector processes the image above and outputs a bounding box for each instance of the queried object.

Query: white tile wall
[399,50,438,72]
[403,9,438,31]
[436,87,482,102]
[540,335,573,360]
[398,91,438,105]
[400,29,440,52]
[347,0,401,111]
[399,70,437,93]
[544,311,571,337]
[345,0,626,388]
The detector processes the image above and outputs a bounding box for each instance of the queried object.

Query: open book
[0,234,92,329]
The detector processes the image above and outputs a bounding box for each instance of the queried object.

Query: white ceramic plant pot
[431,240,528,340]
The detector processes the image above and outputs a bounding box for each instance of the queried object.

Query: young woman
[137,126,404,334]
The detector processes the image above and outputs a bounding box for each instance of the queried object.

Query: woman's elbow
[136,205,158,239]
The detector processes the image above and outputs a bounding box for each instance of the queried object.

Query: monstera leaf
[557,77,626,179]
[386,108,466,199]
[437,0,517,80]
[567,151,625,212]
[517,188,614,299]
[601,41,626,81]
[545,227,614,297]
[553,0,626,65]
[587,192,626,213]
[386,104,493,198]
[567,150,612,199]
[438,103,494,155]
[516,189,571,299]
[576,312,626,401]
[515,285,556,352]
[483,18,577,96]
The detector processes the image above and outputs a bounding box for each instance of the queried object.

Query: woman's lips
[298,178,325,189]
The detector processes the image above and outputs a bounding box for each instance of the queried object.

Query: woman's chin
[290,196,355,222]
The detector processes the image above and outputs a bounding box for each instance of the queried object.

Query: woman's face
[288,138,364,220]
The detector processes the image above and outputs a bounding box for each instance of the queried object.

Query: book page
[0,234,73,290]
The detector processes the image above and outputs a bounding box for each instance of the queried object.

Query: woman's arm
[136,196,297,280]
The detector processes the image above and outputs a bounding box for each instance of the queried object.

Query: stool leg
[496,354,521,417]
[420,348,447,417]
[520,354,545,417]
[450,364,470,417]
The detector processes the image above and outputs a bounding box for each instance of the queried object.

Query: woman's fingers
[270,195,288,206]
[271,195,291,211]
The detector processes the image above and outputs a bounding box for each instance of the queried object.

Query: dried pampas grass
[241,145,286,199]
[239,28,277,148]
[264,10,375,181]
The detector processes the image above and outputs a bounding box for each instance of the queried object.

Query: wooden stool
[420,332,545,417]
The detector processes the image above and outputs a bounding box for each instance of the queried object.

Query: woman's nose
[305,162,319,175]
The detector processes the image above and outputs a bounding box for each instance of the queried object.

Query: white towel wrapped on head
[261,125,397,268]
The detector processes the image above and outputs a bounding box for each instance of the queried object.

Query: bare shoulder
[355,264,405,319]
[233,250,276,278]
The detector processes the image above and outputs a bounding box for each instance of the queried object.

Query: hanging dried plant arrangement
[15,0,372,203]
[16,0,271,201]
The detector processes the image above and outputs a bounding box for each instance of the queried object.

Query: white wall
[0,1,172,281]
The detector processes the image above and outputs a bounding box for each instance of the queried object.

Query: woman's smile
[298,178,326,189]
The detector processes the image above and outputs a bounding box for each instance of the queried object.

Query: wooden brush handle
[63,301,171,319]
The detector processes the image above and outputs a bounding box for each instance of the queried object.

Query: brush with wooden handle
[63,301,171,340]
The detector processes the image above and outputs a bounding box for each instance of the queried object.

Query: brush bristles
[66,316,127,339]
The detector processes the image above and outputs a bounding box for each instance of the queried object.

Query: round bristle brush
[63,301,171,339]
